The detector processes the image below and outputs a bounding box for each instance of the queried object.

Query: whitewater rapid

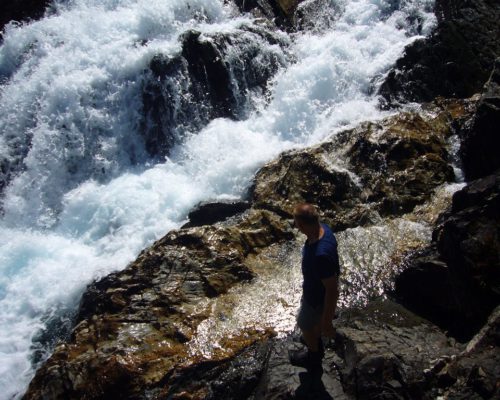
[0,0,436,397]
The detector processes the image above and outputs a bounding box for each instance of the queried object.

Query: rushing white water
[0,0,436,397]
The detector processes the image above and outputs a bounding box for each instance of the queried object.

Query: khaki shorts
[296,298,324,331]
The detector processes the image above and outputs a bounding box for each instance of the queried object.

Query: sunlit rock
[22,209,294,399]
[251,100,472,230]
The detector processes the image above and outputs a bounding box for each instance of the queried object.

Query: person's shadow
[294,367,334,400]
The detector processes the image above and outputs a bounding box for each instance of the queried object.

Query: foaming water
[0,0,436,397]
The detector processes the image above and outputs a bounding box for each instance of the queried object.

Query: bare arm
[321,275,339,336]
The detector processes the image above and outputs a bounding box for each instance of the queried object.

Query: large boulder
[334,300,462,399]
[379,0,500,104]
[460,58,500,181]
[252,100,471,230]
[141,23,290,157]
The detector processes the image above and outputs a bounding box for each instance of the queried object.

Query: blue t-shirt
[301,223,340,307]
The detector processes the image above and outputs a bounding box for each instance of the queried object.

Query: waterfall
[0,0,436,398]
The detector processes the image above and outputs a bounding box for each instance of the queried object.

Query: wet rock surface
[141,23,290,157]
[153,332,349,400]
[379,0,500,104]
[251,100,472,230]
[24,100,477,399]
[23,209,294,399]
[182,200,251,228]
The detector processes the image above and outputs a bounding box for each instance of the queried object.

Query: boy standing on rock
[289,203,340,369]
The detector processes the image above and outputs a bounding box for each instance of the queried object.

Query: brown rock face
[23,210,294,400]
[252,100,472,230]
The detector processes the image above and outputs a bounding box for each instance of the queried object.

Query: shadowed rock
[0,0,52,34]
[394,170,500,341]
[335,300,462,399]
[231,0,301,28]
[182,200,251,228]
[437,305,500,399]
[379,0,500,104]
[460,58,500,181]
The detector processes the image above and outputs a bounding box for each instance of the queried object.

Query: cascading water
[0,0,437,398]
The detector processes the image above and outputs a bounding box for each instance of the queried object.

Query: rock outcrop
[394,170,500,340]
[23,209,294,399]
[379,0,500,104]
[182,200,251,228]
[141,24,290,157]
[335,300,462,399]
[252,99,472,230]
[460,58,500,181]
